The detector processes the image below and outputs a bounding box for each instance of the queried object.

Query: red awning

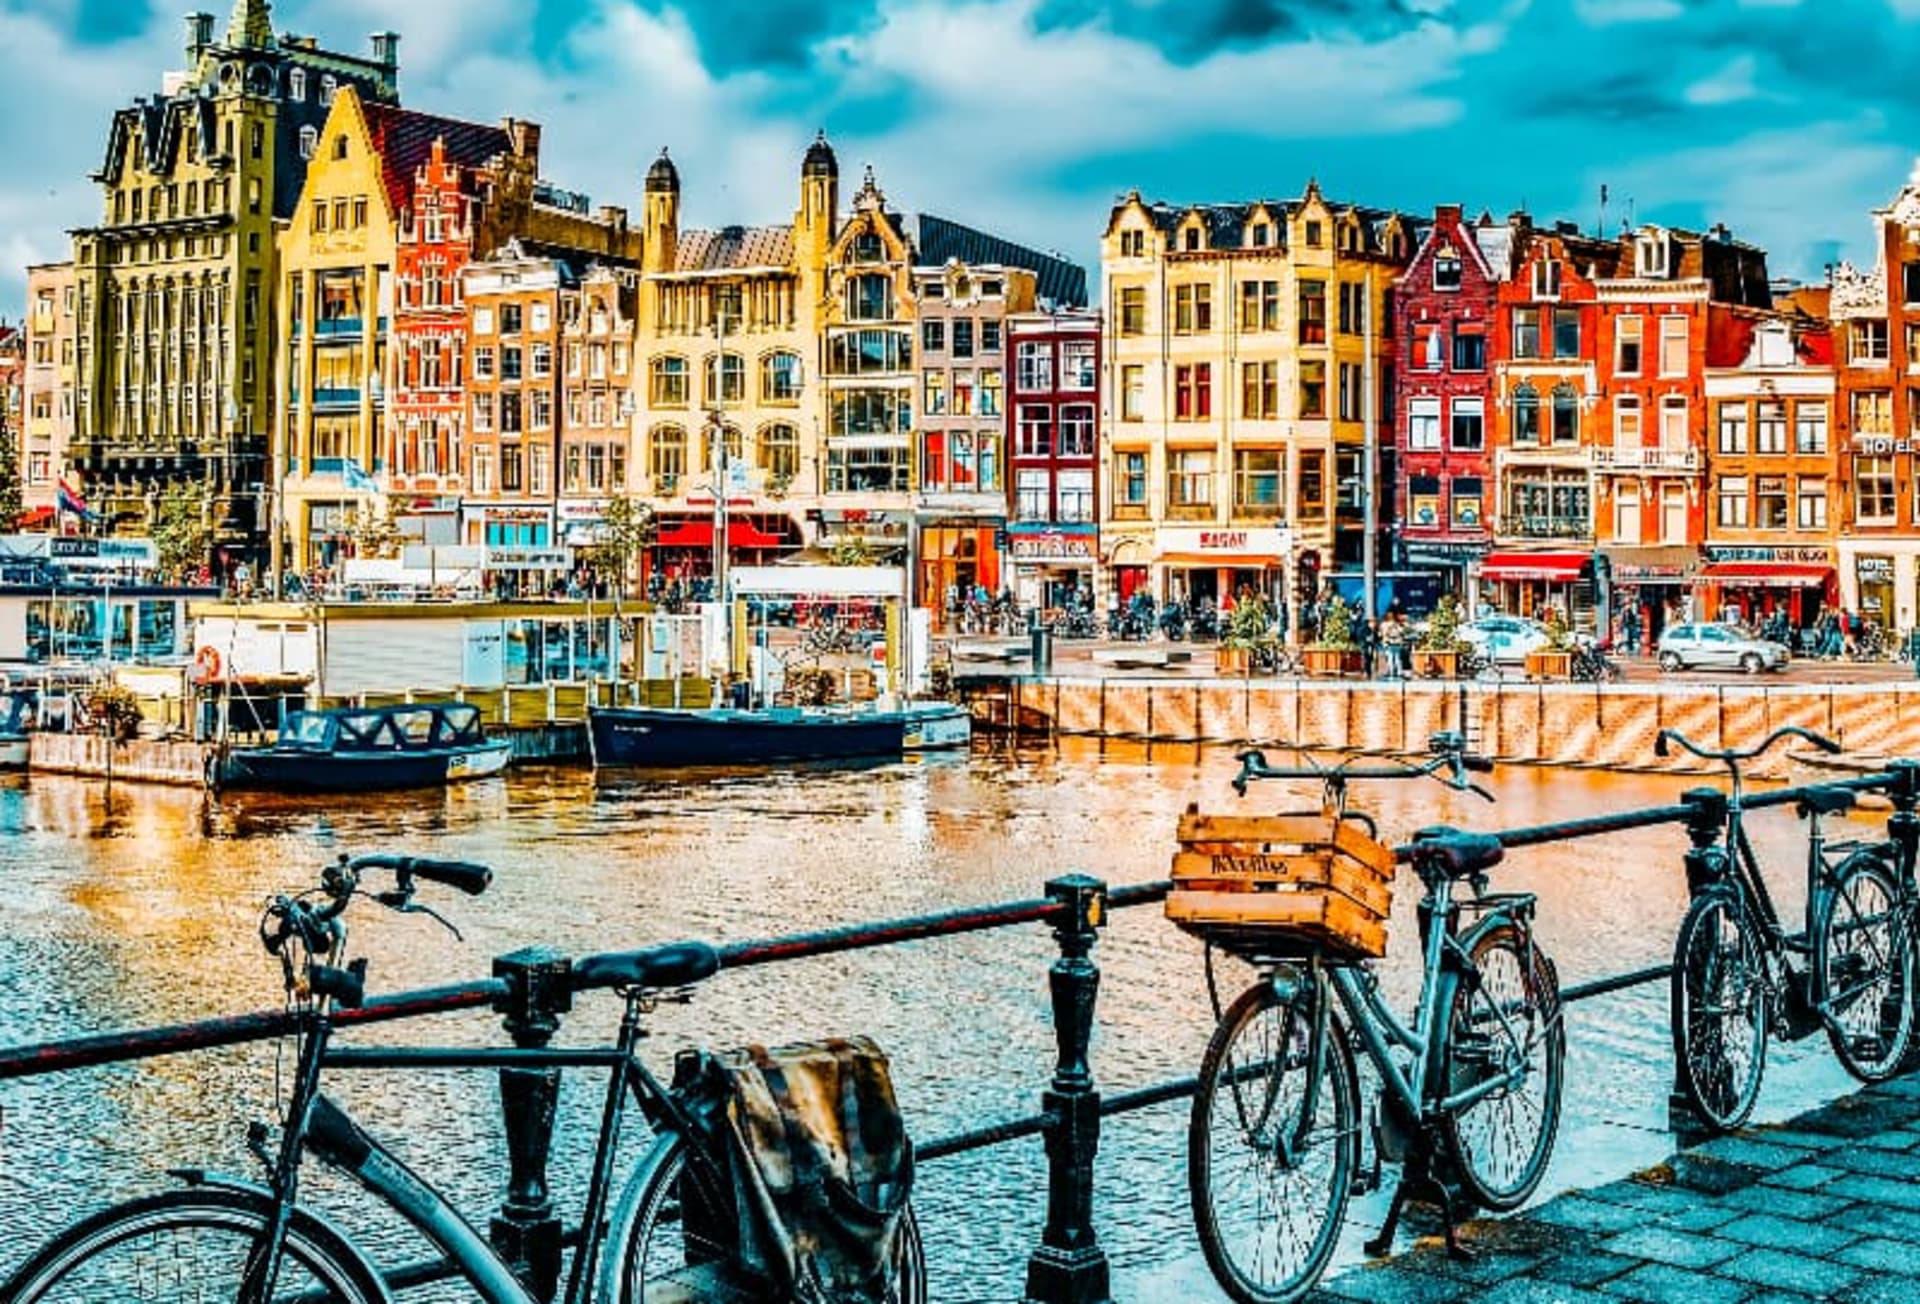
[1478,551,1590,582]
[15,506,54,527]
[1701,562,1833,588]
[654,519,790,550]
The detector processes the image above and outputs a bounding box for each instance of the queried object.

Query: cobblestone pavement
[1308,1076,1920,1303]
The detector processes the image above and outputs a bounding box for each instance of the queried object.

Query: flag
[56,476,96,520]
[340,459,379,494]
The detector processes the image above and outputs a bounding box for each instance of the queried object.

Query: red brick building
[1004,308,1101,609]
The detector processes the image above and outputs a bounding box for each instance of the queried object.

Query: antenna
[1598,183,1608,239]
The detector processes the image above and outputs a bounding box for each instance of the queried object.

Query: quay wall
[973,677,1920,775]
[29,733,211,785]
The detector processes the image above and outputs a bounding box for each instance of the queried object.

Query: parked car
[1657,622,1790,674]
[1459,614,1551,664]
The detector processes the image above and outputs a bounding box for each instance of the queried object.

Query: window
[1338,282,1365,335]
[951,372,973,416]
[1168,450,1213,507]
[1552,307,1580,359]
[1240,281,1281,332]
[501,346,523,382]
[1755,401,1787,454]
[529,391,552,431]
[471,392,493,433]
[1756,476,1788,530]
[1304,221,1322,248]
[1532,260,1561,299]
[1445,397,1484,451]
[474,346,495,381]
[1016,469,1050,521]
[827,329,912,375]
[1120,229,1146,257]
[705,353,745,404]
[1299,361,1326,419]
[321,75,337,106]
[500,392,522,434]
[1250,221,1272,248]
[1018,405,1053,456]
[829,389,911,437]
[952,319,974,359]
[1853,320,1890,365]
[312,199,327,232]
[471,445,494,492]
[1408,398,1441,451]
[980,369,1002,416]
[1298,450,1326,518]
[1614,315,1643,376]
[1905,261,1920,304]
[651,356,689,407]
[1452,477,1483,528]
[825,446,909,493]
[1017,341,1052,391]
[531,342,552,378]
[1636,233,1669,277]
[1241,361,1278,420]
[1411,322,1443,371]
[1452,330,1485,372]
[1908,324,1920,369]
[1182,227,1202,252]
[1613,482,1641,542]
[528,302,549,332]
[1059,405,1095,456]
[1121,365,1144,421]
[1798,477,1828,530]
[290,68,306,100]
[1234,450,1283,515]
[1433,251,1462,291]
[1854,390,1892,436]
[1512,307,1540,359]
[1118,287,1145,336]
[1061,340,1096,390]
[1116,451,1148,507]
[500,304,523,336]
[651,426,686,490]
[922,372,946,416]
[1338,363,1362,422]
[922,320,944,354]
[1298,281,1327,344]
[351,197,367,228]
[848,274,892,321]
[249,121,263,160]
[851,231,885,263]
[1796,401,1828,453]
[1174,364,1211,420]
[759,423,799,479]
[1614,394,1640,446]
[1717,403,1748,454]
[1058,469,1092,521]
[1659,315,1688,376]
[1549,384,1578,445]
[1660,395,1688,448]
[299,126,317,159]
[1410,475,1441,528]
[1856,455,1897,522]
[1174,284,1212,334]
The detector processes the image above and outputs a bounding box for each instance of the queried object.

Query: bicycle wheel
[1440,924,1565,1211]
[1814,852,1915,1083]
[1189,976,1357,1304]
[3,1187,382,1303]
[614,1133,927,1304]
[1672,890,1770,1132]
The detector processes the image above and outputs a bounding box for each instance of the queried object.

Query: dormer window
[1755,324,1795,368]
[1250,222,1271,248]
[1532,260,1561,299]
[1305,221,1323,248]
[1340,225,1359,253]
[1636,234,1670,278]
[1120,229,1146,257]
[1433,249,1462,292]
[1182,227,1202,252]
[851,230,884,263]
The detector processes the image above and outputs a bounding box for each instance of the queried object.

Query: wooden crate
[1166,806,1394,960]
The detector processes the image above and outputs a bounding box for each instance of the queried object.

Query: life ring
[191,645,223,684]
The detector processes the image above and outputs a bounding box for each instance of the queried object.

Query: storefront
[1402,542,1489,604]
[918,517,1005,611]
[464,506,554,550]
[1007,524,1098,612]
[1603,545,1699,645]
[1154,526,1290,608]
[1851,552,1898,626]
[1475,550,1594,624]
[1697,546,1836,632]
[650,513,802,581]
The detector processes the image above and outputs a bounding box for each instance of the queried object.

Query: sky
[3,0,1919,310]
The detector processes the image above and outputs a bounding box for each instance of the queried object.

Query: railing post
[1670,787,1729,1136]
[1026,873,1113,1304]
[490,947,573,1303]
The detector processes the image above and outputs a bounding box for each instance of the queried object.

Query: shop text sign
[1009,525,1097,561]
[1158,526,1290,557]
[1705,546,1832,564]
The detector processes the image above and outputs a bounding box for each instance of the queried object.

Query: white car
[1658,623,1790,674]
[1459,615,1551,664]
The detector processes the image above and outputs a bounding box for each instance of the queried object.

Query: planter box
[1411,648,1463,679]
[1217,646,1252,676]
[1303,648,1367,678]
[1525,649,1575,680]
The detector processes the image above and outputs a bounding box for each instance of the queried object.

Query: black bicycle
[1190,737,1563,1304]
[1661,727,1917,1132]
[4,853,927,1303]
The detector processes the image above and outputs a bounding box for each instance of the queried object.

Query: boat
[589,701,971,768]
[0,690,35,769]
[209,701,512,793]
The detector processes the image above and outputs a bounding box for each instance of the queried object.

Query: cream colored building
[1100,184,1415,622]
[23,262,76,516]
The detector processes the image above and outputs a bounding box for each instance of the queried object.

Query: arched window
[298,125,317,160]
[320,74,337,106]
[761,350,801,402]
[705,424,744,470]
[846,273,892,321]
[758,422,799,479]
[288,68,306,101]
[649,355,689,407]
[650,425,686,491]
[1551,383,1580,446]
[704,352,745,404]
[1512,383,1540,447]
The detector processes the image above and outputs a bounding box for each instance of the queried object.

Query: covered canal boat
[209,702,511,793]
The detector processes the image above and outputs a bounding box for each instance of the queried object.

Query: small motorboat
[589,700,971,768]
[209,701,512,793]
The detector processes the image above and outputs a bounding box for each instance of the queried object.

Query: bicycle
[1660,726,1917,1132]
[1185,736,1563,1304]
[4,852,927,1304]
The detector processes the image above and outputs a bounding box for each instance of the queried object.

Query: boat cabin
[278,702,490,754]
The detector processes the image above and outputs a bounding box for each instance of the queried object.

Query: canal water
[0,742,1865,1301]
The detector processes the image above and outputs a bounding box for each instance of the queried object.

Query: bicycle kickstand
[1364,1177,1408,1257]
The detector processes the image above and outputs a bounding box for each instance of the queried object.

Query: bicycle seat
[1798,787,1856,817]
[1410,827,1505,879]
[574,941,722,991]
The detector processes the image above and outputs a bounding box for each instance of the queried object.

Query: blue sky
[2,0,1918,309]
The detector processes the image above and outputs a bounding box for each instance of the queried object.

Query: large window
[1855,455,1897,522]
[1168,450,1213,507]
[1061,340,1096,390]
[1059,404,1095,456]
[1121,365,1144,421]
[830,389,911,437]
[650,356,689,407]
[827,329,912,375]
[1551,307,1580,359]
[1118,287,1145,336]
[1717,402,1748,454]
[1854,390,1892,436]
[826,445,909,492]
[922,430,998,493]
[1233,449,1283,516]
[1512,307,1540,359]
[1241,361,1278,420]
[1798,477,1828,530]
[704,353,745,404]
[761,351,802,402]
[1853,320,1890,365]
[1407,397,1441,451]
[1173,284,1212,334]
[1755,401,1787,454]
[1017,341,1053,391]
[1115,451,1148,507]
[1411,322,1443,371]
[1796,402,1828,454]
[1756,476,1788,530]
[1297,281,1327,344]
[1017,405,1053,456]
[1240,281,1281,332]
[1016,469,1050,521]
[1058,470,1093,522]
[1512,384,1539,446]
[1453,330,1485,372]
[758,423,798,480]
[1549,384,1578,445]
[846,273,893,321]
[1616,315,1642,375]
[1451,397,1485,450]
[1452,477,1483,529]
[1175,364,1212,420]
[1659,315,1688,376]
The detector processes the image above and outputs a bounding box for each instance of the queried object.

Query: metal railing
[0,768,1914,1304]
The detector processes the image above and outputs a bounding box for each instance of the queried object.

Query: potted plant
[1411,594,1470,678]
[84,683,144,742]
[1525,607,1577,679]
[1302,595,1366,677]
[1217,592,1278,676]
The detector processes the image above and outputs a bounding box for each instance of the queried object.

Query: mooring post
[490,946,573,1302]
[1026,873,1113,1304]
[1670,787,1729,1137]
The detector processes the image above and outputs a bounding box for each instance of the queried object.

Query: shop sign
[1706,545,1832,564]
[1857,556,1895,583]
[485,508,550,524]
[1157,526,1290,557]
[485,547,570,572]
[1009,524,1098,562]
[557,501,609,521]
[814,507,908,542]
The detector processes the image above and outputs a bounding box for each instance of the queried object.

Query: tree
[0,406,21,529]
[346,502,406,559]
[151,483,214,582]
[584,496,655,597]
[829,535,874,567]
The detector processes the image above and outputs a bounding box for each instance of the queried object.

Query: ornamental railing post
[490,946,574,1303]
[1670,787,1729,1136]
[1025,873,1113,1304]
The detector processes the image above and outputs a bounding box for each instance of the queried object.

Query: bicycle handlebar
[344,854,493,897]
[1655,724,1840,765]
[1232,733,1496,802]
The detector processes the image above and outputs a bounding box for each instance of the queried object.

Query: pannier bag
[673,1035,915,1303]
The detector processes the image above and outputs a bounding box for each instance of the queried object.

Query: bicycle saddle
[1409,827,1505,879]
[1797,786,1855,817]
[574,941,722,991]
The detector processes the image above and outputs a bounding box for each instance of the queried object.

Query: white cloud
[1683,54,1761,106]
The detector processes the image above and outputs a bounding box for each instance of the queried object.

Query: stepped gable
[359,102,512,216]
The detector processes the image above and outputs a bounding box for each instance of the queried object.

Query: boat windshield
[281,713,336,747]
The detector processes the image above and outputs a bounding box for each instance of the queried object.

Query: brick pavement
[1310,1076,1920,1304]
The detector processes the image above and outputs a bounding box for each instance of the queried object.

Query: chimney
[1710,222,1731,243]
[1554,219,1580,236]
[370,31,399,68]
[504,118,541,167]
[1507,209,1532,232]
[1435,203,1463,225]
[186,12,215,61]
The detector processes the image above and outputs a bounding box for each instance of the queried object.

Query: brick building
[1004,308,1101,609]
[22,264,77,519]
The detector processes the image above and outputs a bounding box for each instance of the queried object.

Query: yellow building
[1100,183,1415,621]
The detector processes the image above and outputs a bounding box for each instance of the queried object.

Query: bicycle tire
[1188,977,1357,1304]
[1439,923,1565,1211]
[1814,851,1915,1083]
[611,1132,927,1304]
[1671,890,1770,1132]
[2,1186,384,1304]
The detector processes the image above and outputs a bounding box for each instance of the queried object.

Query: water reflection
[0,743,1873,1301]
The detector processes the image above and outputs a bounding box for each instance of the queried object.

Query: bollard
[490,947,574,1303]
[1025,873,1113,1304]
[1669,788,1729,1137]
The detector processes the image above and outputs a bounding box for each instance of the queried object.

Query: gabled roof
[359,102,512,217]
[898,213,1087,307]
[673,225,794,272]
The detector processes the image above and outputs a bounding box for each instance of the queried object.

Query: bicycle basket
[1165,803,1395,961]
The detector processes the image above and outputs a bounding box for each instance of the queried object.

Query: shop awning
[654,519,790,550]
[1477,551,1590,582]
[15,506,54,528]
[1159,554,1282,567]
[1700,562,1833,588]
[1602,545,1699,581]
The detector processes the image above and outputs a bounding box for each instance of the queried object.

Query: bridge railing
[0,766,1914,1304]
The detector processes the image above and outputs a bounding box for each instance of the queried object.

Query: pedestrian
[1381,609,1409,679]
[1357,614,1379,678]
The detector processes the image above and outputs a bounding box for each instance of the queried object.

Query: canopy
[1477,551,1590,582]
[654,518,790,550]
[1700,562,1833,589]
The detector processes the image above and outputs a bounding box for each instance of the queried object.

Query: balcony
[1591,446,1699,473]
[311,387,362,410]
[1505,516,1592,541]
[315,317,364,339]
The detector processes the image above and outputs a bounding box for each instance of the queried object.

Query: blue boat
[587,702,969,768]
[210,702,512,793]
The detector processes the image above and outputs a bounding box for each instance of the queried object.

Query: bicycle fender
[593,1132,683,1304]
[159,1174,397,1303]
